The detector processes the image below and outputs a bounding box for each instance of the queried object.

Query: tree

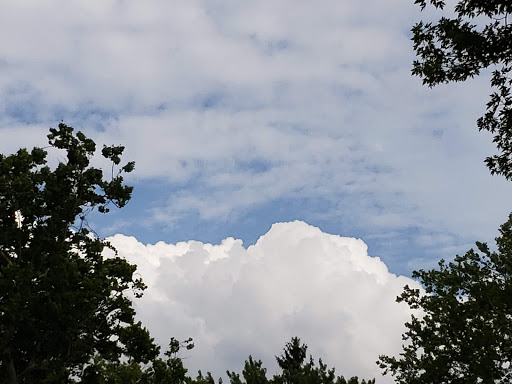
[0,124,179,383]
[227,356,269,384]
[82,337,194,384]
[378,213,512,383]
[411,0,512,178]
[225,337,375,384]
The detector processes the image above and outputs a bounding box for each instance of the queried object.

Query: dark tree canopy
[0,124,191,383]
[224,337,375,384]
[411,0,512,178]
[378,213,512,383]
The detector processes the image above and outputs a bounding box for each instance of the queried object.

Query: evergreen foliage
[223,337,375,384]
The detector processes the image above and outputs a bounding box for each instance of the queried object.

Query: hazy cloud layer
[108,221,420,382]
[1,1,511,273]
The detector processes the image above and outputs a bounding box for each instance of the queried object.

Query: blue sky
[1,0,511,380]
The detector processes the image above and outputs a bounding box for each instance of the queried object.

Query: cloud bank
[108,221,420,382]
[1,0,509,275]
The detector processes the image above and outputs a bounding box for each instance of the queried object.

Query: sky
[0,0,511,381]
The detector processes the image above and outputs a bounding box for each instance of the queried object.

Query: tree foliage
[223,337,375,384]
[411,0,512,178]
[0,124,190,383]
[83,337,194,384]
[378,213,512,383]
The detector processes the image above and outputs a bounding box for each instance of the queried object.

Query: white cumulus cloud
[108,221,420,382]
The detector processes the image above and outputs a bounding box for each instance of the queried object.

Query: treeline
[89,336,375,384]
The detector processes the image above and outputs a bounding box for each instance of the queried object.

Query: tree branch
[0,248,12,265]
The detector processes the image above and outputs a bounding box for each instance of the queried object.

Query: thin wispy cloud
[1,2,509,273]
